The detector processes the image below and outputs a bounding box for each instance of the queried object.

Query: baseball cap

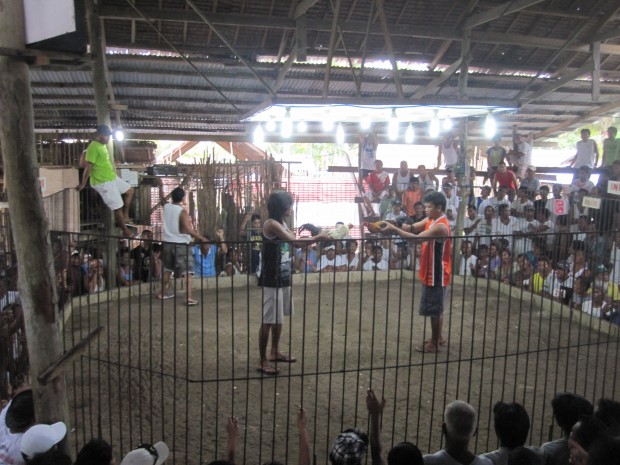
[21,422,67,460]
[96,124,113,136]
[527,166,536,172]
[329,429,368,465]
[324,245,335,251]
[555,261,570,270]
[71,250,80,256]
[595,264,608,274]
[120,442,169,465]
[5,388,34,430]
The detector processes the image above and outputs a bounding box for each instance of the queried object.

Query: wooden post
[0,0,71,444]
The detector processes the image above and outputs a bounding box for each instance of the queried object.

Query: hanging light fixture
[485,110,497,138]
[114,129,125,141]
[281,108,293,138]
[429,110,440,138]
[336,123,345,144]
[253,124,264,145]
[360,116,372,131]
[297,120,308,133]
[388,109,399,141]
[442,116,453,132]
[265,117,277,132]
[405,123,415,144]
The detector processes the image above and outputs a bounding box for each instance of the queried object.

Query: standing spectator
[158,187,208,305]
[193,231,228,278]
[381,191,451,353]
[569,128,599,169]
[477,186,492,210]
[385,201,406,223]
[363,160,391,218]
[75,125,135,238]
[358,131,379,179]
[569,167,595,194]
[507,128,532,179]
[392,161,411,198]
[0,387,35,465]
[75,439,114,465]
[484,136,507,186]
[120,441,169,465]
[402,178,423,218]
[463,205,482,239]
[423,401,492,465]
[602,126,620,166]
[131,230,157,283]
[441,184,459,215]
[481,402,532,465]
[417,165,439,191]
[493,162,518,194]
[20,422,66,463]
[257,191,328,375]
[519,166,540,195]
[492,204,518,251]
[239,212,262,275]
[329,428,368,465]
[437,133,459,169]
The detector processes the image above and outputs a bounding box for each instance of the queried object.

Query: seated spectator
[379,187,397,220]
[423,400,491,465]
[570,189,590,225]
[519,166,540,196]
[389,243,410,270]
[417,165,439,192]
[571,276,589,310]
[589,264,619,303]
[571,215,589,242]
[446,208,456,232]
[546,261,573,304]
[223,248,244,276]
[329,428,368,465]
[120,441,169,465]
[63,251,84,298]
[507,447,542,465]
[535,208,555,250]
[295,247,317,274]
[488,242,501,275]
[594,398,620,432]
[477,186,493,210]
[474,245,490,279]
[463,205,482,238]
[345,241,360,271]
[117,247,138,287]
[412,201,426,222]
[552,215,572,264]
[362,246,389,271]
[441,184,459,214]
[85,258,105,294]
[533,185,550,213]
[319,245,347,272]
[385,201,406,223]
[512,254,532,288]
[131,230,158,283]
[582,284,608,318]
[492,205,518,251]
[531,255,552,294]
[28,449,71,465]
[569,166,595,194]
[492,249,513,284]
[0,387,34,465]
[401,178,422,218]
[513,206,539,256]
[194,231,228,278]
[458,240,477,276]
[511,186,533,218]
[20,422,67,464]
[609,230,620,284]
[482,401,533,465]
[568,416,608,465]
[75,438,114,465]
[365,389,423,465]
[540,393,593,465]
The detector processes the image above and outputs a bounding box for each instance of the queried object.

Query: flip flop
[256,366,279,375]
[187,299,198,306]
[157,294,174,300]
[269,354,296,363]
[416,344,439,353]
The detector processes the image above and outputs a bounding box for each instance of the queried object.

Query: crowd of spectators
[2,386,618,465]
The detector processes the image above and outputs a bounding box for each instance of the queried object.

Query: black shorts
[419,285,447,317]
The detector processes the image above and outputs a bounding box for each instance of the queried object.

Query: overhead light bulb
[405,122,415,144]
[114,130,125,141]
[442,116,453,131]
[485,111,496,138]
[360,116,372,131]
[388,109,399,141]
[429,111,440,138]
[265,118,276,132]
[253,124,264,145]
[297,120,307,133]
[336,123,345,144]
[281,108,293,138]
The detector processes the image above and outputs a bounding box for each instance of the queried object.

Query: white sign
[120,169,139,187]
[24,0,76,44]
[582,196,601,210]
[608,180,620,196]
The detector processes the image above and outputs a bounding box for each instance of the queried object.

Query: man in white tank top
[437,134,459,169]
[159,187,209,305]
[570,128,599,169]
[392,160,411,197]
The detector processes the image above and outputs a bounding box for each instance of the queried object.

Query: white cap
[21,422,67,460]
[120,442,169,465]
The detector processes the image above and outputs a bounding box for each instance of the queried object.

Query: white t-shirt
[318,255,346,271]
[360,137,377,170]
[458,255,478,276]
[574,139,597,168]
[362,258,389,271]
[513,218,539,255]
[0,400,25,465]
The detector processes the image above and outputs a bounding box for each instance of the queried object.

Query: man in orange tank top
[380,191,452,353]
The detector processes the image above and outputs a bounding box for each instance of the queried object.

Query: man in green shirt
[603,126,620,166]
[76,125,135,237]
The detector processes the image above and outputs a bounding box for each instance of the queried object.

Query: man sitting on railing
[76,125,135,238]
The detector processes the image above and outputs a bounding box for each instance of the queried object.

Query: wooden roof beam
[374,0,403,98]
[534,98,620,139]
[518,58,593,105]
[412,57,463,99]
[463,0,545,29]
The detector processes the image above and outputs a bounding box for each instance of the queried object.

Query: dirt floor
[63,273,620,465]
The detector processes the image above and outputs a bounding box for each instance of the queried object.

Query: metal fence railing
[8,229,608,465]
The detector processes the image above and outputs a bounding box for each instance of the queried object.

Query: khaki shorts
[92,177,132,211]
[262,287,293,324]
[162,243,194,275]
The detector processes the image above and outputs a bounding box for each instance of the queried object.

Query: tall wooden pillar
[0,0,71,441]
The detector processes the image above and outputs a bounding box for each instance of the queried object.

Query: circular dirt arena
[63,271,620,465]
